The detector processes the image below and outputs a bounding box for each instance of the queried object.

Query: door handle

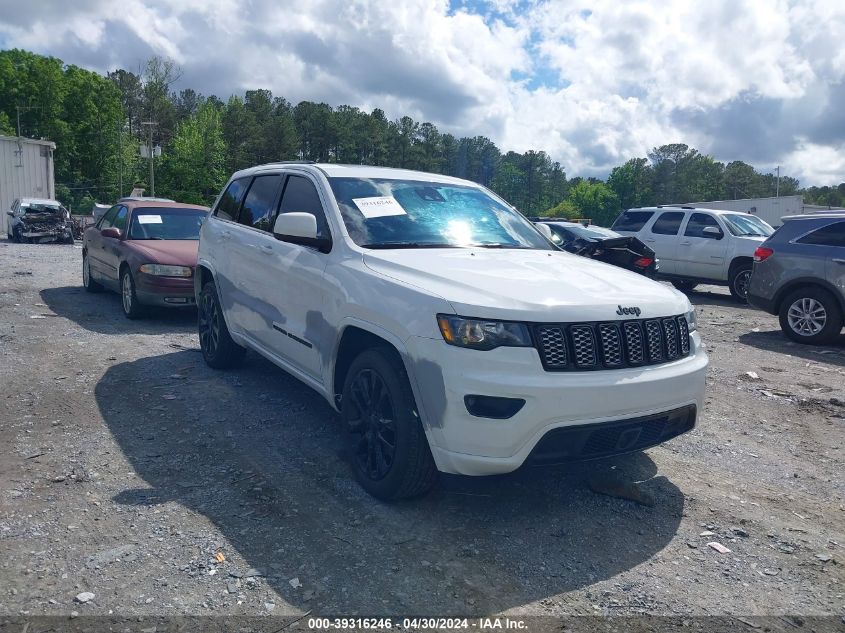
[644,238,655,243]
[679,241,691,246]
[257,244,274,254]
[833,258,845,264]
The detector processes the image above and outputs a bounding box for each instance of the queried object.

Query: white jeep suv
[612,206,775,300]
[196,164,708,499]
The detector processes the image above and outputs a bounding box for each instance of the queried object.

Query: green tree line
[1,49,842,224]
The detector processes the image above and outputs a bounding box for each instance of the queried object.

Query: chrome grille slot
[598,323,623,367]
[623,321,644,364]
[570,325,597,367]
[663,318,679,359]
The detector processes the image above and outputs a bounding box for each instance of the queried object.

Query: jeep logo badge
[616,305,642,317]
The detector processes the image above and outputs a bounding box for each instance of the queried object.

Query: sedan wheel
[120,270,145,319]
[82,253,103,293]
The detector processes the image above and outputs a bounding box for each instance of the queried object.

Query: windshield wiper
[362,242,463,249]
[471,243,531,249]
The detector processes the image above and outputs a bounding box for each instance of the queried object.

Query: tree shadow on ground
[97,350,686,615]
[40,286,196,335]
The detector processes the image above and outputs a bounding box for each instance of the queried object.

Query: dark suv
[747,213,845,344]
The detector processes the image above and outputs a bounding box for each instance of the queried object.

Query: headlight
[139,264,193,277]
[685,308,697,332]
[436,314,532,351]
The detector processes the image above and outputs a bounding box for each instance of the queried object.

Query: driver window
[278,175,331,239]
[112,207,128,233]
[684,213,721,238]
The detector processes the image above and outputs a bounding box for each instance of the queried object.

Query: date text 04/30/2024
[307,617,527,630]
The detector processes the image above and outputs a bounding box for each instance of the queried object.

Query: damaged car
[7,198,74,244]
[536,219,658,277]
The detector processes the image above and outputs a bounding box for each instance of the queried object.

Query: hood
[126,240,199,267]
[364,248,689,322]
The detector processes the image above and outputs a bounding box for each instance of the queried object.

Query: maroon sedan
[82,200,209,318]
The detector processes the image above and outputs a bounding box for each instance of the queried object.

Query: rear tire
[729,264,752,301]
[341,348,437,501]
[778,287,843,345]
[671,280,698,292]
[120,268,146,320]
[198,280,246,369]
[82,252,103,293]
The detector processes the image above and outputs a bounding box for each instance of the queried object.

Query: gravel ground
[0,239,843,622]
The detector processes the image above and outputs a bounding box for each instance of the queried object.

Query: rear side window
[279,175,330,239]
[612,211,654,232]
[215,178,249,222]
[797,221,845,247]
[238,175,283,232]
[651,211,685,235]
[684,213,721,238]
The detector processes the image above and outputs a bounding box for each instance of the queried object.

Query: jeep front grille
[533,314,691,372]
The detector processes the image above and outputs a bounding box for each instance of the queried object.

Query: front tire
[82,252,103,293]
[779,287,843,345]
[198,281,246,369]
[342,348,437,501]
[120,268,146,319]
[729,264,752,301]
[12,226,24,243]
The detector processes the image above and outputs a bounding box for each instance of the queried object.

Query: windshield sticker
[137,214,163,224]
[353,196,407,219]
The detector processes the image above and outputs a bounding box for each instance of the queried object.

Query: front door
[255,173,332,382]
[677,212,729,279]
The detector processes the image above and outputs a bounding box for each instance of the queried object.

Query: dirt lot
[1,240,843,624]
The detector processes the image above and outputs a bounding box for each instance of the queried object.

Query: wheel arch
[728,256,753,277]
[332,325,409,406]
[773,278,845,315]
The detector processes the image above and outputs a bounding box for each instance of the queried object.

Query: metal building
[677,195,843,228]
[0,135,56,235]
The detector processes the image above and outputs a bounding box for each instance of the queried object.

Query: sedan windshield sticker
[137,215,163,224]
[352,196,407,219]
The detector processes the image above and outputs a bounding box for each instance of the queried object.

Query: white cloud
[0,0,844,185]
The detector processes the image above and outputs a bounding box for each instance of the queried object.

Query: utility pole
[141,121,157,197]
[15,105,39,137]
[118,124,124,198]
[776,165,780,198]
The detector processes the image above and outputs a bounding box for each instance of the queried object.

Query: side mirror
[702,226,723,239]
[6,211,13,217]
[273,212,331,252]
[101,227,121,239]
[535,223,553,240]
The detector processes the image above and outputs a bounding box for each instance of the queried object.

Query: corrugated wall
[0,137,56,235]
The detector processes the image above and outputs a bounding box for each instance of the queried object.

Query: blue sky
[0,0,844,185]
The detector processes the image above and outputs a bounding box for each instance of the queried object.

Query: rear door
[223,173,285,349]
[798,220,845,300]
[643,211,686,274]
[204,177,251,331]
[677,212,729,279]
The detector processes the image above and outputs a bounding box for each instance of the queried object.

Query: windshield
[721,214,774,237]
[127,207,208,240]
[328,177,552,250]
[23,203,65,215]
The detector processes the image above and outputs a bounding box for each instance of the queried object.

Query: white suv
[612,206,775,300]
[196,164,708,499]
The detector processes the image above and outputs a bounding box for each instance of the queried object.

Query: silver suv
[747,213,845,344]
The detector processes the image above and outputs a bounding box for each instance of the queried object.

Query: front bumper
[135,273,196,308]
[408,332,708,476]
